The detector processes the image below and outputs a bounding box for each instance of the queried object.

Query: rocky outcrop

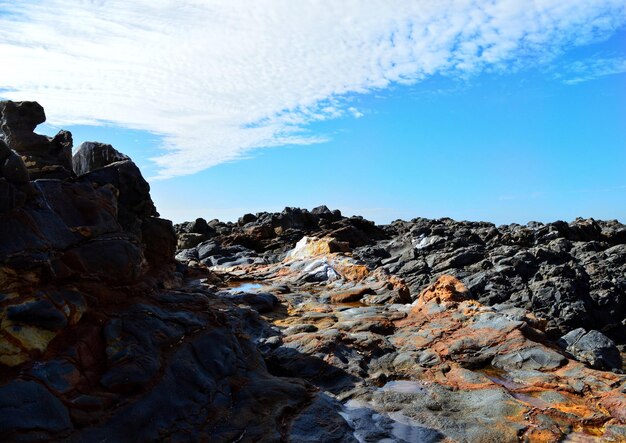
[171,210,626,440]
[0,100,74,180]
[179,210,626,344]
[175,205,388,254]
[72,141,130,176]
[0,102,336,442]
[197,244,626,441]
[373,217,626,343]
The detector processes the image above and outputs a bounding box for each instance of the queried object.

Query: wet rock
[221,291,279,313]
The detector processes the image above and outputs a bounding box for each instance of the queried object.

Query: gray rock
[7,299,68,330]
[558,328,622,370]
[492,346,566,371]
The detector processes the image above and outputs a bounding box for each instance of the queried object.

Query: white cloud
[0,0,624,178]
[561,57,626,84]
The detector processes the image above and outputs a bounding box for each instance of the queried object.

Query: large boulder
[0,101,74,180]
[558,328,622,370]
[72,141,130,176]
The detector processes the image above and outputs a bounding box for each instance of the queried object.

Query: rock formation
[0,101,74,180]
[1,101,625,442]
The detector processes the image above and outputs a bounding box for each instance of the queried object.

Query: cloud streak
[0,0,625,178]
[561,57,626,84]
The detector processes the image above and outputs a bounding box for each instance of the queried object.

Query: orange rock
[285,236,350,260]
[333,261,369,281]
[329,285,375,303]
[418,275,469,305]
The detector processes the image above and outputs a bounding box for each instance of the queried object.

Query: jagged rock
[80,159,157,234]
[1,151,30,183]
[0,100,73,180]
[0,102,323,443]
[72,141,130,176]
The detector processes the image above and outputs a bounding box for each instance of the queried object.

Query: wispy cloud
[0,1,624,178]
[560,56,626,84]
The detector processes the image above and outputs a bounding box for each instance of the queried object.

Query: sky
[0,0,625,225]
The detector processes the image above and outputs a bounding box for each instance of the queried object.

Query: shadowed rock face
[72,141,130,176]
[0,100,74,180]
[0,102,331,442]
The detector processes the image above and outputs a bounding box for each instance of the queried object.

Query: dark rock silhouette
[0,100,74,180]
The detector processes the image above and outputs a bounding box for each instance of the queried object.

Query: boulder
[558,328,622,370]
[0,100,74,180]
[72,141,130,176]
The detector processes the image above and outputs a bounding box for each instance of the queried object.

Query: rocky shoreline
[0,102,625,442]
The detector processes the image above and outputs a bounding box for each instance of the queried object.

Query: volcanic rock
[72,141,130,176]
[0,100,74,180]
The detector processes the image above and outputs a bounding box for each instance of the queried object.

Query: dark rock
[80,159,157,234]
[0,178,27,212]
[238,212,257,225]
[0,380,72,440]
[7,299,68,330]
[0,138,13,162]
[0,100,74,180]
[72,141,130,176]
[29,359,80,394]
[289,393,358,443]
[1,151,30,183]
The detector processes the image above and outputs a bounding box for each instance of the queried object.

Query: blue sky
[2,1,625,224]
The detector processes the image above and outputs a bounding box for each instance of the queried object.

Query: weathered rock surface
[0,100,74,180]
[174,210,626,441]
[179,210,626,344]
[72,141,130,176]
[0,102,334,442]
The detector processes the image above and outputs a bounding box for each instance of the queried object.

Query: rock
[1,152,30,183]
[7,299,68,330]
[0,138,13,162]
[80,159,157,234]
[0,178,27,213]
[289,393,358,443]
[415,275,469,306]
[0,380,72,440]
[72,141,130,176]
[0,100,74,180]
[238,212,257,225]
[492,346,566,371]
[287,236,350,260]
[558,328,622,370]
